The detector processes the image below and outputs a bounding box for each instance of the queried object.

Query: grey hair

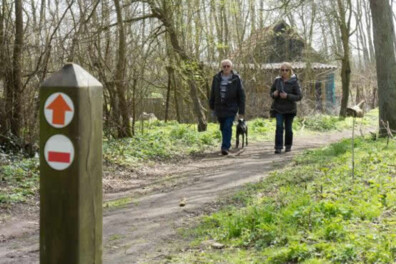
[221,59,233,67]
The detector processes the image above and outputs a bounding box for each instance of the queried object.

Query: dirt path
[0,130,356,264]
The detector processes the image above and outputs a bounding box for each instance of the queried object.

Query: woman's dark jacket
[270,74,302,115]
[209,71,246,118]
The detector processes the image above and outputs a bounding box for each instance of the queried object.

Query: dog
[236,119,248,148]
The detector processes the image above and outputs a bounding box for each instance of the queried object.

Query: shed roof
[249,62,337,70]
[207,61,337,71]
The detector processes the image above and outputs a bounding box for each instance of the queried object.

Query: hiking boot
[221,149,229,155]
[274,149,282,154]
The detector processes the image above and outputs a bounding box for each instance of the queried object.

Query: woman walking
[270,62,302,154]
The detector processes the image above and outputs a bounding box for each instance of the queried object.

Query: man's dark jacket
[270,74,302,115]
[209,71,246,118]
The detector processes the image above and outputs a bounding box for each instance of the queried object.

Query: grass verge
[171,135,396,263]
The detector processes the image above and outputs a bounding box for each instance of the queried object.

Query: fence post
[39,63,103,263]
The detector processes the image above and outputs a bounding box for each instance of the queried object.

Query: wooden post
[352,116,355,179]
[39,63,103,264]
[346,100,365,180]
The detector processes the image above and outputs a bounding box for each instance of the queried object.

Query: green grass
[103,197,134,209]
[104,110,377,166]
[171,135,396,263]
[294,108,377,132]
[0,158,39,206]
[0,111,377,207]
[103,120,222,165]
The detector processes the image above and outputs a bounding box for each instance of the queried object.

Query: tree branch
[22,0,75,90]
[102,14,156,30]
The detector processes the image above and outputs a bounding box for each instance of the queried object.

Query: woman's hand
[280,92,288,99]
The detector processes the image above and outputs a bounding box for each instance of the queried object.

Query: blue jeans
[218,116,235,150]
[275,113,295,149]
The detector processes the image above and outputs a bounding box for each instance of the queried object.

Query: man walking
[209,59,246,155]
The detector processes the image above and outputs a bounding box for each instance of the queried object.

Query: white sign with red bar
[44,92,74,128]
[44,134,75,170]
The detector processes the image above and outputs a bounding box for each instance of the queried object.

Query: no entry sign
[44,134,75,170]
[44,92,74,128]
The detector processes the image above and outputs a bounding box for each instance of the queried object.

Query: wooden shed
[227,21,338,117]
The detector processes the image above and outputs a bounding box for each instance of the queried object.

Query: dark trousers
[275,113,295,149]
[218,116,235,150]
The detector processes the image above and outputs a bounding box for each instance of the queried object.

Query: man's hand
[273,90,279,97]
[280,92,288,99]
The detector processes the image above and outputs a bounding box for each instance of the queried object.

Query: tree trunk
[369,0,396,135]
[339,46,351,117]
[356,1,370,65]
[114,0,131,137]
[173,73,181,123]
[365,0,375,63]
[165,66,173,122]
[10,0,23,137]
[131,77,137,136]
[337,0,352,118]
[0,0,6,137]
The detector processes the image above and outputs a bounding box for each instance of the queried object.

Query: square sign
[44,92,74,128]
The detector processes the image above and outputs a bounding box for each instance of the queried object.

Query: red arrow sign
[46,94,72,125]
[48,151,71,163]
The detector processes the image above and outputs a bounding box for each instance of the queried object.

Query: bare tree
[0,0,7,138]
[335,0,356,117]
[5,0,23,138]
[144,0,207,131]
[114,0,132,137]
[355,0,371,66]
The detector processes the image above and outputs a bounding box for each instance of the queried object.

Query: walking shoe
[221,149,229,155]
[274,149,282,154]
[285,147,291,152]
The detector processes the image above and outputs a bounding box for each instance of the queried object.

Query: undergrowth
[0,112,377,207]
[0,158,39,206]
[173,136,396,264]
[103,120,221,165]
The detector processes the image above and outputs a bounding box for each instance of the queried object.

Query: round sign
[44,92,74,128]
[44,134,75,170]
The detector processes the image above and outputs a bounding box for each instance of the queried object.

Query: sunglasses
[281,69,290,72]
[222,65,231,68]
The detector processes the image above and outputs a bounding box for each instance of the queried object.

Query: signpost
[40,63,103,264]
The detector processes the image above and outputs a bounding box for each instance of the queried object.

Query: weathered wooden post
[39,63,103,263]
[347,100,365,179]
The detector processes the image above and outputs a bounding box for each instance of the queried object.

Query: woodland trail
[0,129,358,264]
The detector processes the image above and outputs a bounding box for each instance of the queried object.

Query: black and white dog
[236,119,248,148]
